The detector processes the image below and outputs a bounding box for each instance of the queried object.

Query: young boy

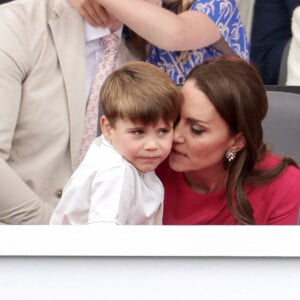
[50,61,182,225]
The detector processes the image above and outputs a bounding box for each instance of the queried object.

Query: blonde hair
[179,0,194,12]
[100,61,182,127]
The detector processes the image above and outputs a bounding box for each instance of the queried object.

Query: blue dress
[146,0,250,84]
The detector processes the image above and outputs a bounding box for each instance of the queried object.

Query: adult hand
[69,0,112,27]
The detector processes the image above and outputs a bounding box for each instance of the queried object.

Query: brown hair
[100,61,182,127]
[186,55,299,224]
[127,0,194,60]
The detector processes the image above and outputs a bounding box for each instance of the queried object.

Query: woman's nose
[173,120,184,143]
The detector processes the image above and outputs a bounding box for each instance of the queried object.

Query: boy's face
[102,117,174,173]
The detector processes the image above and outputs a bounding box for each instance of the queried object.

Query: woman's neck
[184,168,228,194]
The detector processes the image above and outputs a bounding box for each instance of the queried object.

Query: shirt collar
[84,21,123,42]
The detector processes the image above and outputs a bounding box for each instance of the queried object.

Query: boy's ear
[100,115,113,141]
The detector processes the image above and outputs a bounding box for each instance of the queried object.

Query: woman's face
[169,80,238,173]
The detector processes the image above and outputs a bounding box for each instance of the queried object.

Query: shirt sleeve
[0,7,53,224]
[88,165,135,225]
[191,0,250,60]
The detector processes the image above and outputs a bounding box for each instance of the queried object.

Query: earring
[225,149,236,162]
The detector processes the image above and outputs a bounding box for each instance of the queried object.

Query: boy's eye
[131,129,144,135]
[158,128,171,135]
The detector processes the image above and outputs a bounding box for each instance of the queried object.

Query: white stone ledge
[0,225,299,257]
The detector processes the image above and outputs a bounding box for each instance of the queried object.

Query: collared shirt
[84,22,123,100]
[50,136,164,225]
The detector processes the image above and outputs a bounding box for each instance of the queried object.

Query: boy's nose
[144,138,158,150]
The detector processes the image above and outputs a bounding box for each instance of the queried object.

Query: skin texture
[169,80,245,193]
[69,0,221,50]
[101,116,174,173]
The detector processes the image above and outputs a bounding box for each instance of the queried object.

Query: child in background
[50,61,182,225]
[70,0,250,85]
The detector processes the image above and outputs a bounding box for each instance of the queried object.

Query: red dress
[157,154,300,225]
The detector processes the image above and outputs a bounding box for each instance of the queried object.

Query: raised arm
[70,0,221,51]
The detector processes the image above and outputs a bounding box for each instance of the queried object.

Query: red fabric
[157,154,300,225]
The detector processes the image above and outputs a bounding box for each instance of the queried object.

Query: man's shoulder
[0,0,51,27]
[0,0,78,22]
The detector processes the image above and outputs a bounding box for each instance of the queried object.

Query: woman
[157,55,300,225]
[70,0,250,84]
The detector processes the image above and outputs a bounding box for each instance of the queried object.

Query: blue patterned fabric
[146,0,250,84]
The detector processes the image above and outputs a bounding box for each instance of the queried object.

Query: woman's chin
[169,154,187,172]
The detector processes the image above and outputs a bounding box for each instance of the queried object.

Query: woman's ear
[232,132,246,152]
[100,115,113,142]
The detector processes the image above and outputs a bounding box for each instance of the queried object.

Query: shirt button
[55,189,63,198]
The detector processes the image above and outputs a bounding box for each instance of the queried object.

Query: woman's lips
[171,148,187,157]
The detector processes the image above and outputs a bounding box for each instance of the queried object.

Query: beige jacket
[0,0,137,224]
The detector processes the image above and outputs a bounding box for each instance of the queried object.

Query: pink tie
[78,33,119,164]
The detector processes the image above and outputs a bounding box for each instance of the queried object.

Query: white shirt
[84,22,123,100]
[50,136,164,225]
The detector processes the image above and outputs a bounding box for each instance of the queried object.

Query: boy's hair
[100,61,182,127]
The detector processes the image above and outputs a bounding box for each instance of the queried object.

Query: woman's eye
[191,126,204,135]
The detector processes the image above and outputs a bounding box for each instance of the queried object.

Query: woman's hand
[69,0,112,27]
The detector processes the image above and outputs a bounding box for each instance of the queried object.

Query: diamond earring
[225,149,236,162]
